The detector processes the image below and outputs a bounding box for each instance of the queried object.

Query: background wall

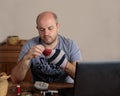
[0,0,120,61]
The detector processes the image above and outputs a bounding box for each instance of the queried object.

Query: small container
[7,36,19,45]
[17,85,21,96]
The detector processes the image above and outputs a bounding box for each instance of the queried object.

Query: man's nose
[44,29,50,35]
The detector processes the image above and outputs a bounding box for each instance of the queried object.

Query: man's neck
[43,37,58,49]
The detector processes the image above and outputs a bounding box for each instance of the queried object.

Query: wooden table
[7,81,74,96]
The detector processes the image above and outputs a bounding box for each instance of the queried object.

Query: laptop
[74,61,120,96]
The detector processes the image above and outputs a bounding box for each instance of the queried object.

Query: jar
[7,36,19,45]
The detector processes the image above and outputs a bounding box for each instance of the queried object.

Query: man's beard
[42,35,58,45]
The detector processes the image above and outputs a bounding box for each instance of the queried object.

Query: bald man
[11,11,82,83]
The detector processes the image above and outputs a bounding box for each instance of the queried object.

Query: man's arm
[64,62,76,79]
[11,55,31,83]
[11,45,45,83]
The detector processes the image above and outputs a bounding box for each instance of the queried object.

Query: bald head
[36,11,58,25]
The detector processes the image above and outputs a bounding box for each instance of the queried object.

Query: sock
[43,49,67,69]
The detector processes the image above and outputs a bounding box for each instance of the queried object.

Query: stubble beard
[42,35,58,45]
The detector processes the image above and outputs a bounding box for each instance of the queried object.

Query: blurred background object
[0,72,11,96]
[19,40,27,46]
[7,36,19,45]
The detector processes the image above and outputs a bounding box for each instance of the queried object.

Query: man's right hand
[25,45,45,60]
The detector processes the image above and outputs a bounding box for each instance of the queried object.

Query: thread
[17,85,21,95]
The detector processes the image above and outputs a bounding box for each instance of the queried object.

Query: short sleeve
[69,40,82,62]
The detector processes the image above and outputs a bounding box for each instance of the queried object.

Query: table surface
[7,81,74,96]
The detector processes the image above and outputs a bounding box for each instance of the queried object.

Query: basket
[0,72,10,96]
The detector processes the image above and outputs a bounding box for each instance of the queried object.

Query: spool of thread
[17,85,21,95]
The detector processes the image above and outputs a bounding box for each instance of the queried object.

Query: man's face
[37,15,59,45]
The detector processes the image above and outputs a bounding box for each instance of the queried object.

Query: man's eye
[39,28,45,31]
[48,26,54,30]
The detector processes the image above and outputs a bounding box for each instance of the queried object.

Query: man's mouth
[44,36,51,39]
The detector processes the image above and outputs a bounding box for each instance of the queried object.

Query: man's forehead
[37,18,56,28]
[38,13,54,21]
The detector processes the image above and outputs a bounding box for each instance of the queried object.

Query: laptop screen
[74,61,120,96]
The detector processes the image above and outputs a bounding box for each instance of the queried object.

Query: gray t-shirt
[18,34,82,83]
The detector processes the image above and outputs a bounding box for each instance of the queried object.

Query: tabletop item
[7,36,19,45]
[0,72,10,96]
[17,85,21,96]
[34,81,49,90]
[7,81,74,96]
[41,90,58,96]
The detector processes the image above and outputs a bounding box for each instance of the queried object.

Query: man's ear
[56,23,60,29]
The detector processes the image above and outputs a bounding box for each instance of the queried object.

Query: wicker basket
[0,72,10,96]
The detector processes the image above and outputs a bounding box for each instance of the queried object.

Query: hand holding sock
[43,49,67,69]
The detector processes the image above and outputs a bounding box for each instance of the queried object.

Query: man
[11,11,82,83]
